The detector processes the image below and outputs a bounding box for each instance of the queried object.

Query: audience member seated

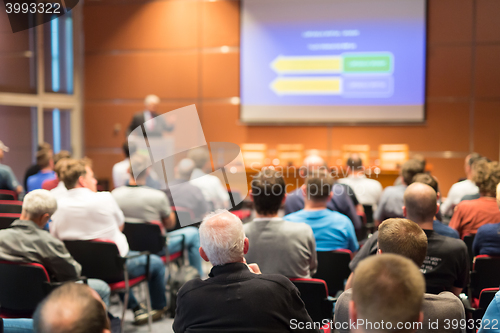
[164,158,209,222]
[346,183,468,296]
[112,142,132,189]
[472,183,500,256]
[477,288,500,333]
[23,142,51,192]
[0,189,110,307]
[440,153,482,217]
[449,160,500,238]
[244,168,317,278]
[27,149,56,193]
[33,283,110,333]
[284,171,358,253]
[335,218,466,333]
[42,150,71,191]
[173,210,317,333]
[285,155,361,230]
[348,254,425,333]
[374,158,424,225]
[338,154,383,208]
[187,147,230,210]
[112,153,204,276]
[413,173,459,239]
[50,158,167,325]
[0,140,23,197]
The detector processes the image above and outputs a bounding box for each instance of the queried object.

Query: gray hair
[23,189,57,218]
[199,210,245,266]
[144,94,160,106]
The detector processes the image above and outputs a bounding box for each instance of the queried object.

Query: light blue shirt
[284,209,359,252]
[478,290,500,333]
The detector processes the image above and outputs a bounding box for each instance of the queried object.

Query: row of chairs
[0,190,17,201]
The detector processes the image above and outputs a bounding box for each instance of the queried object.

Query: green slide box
[343,54,393,73]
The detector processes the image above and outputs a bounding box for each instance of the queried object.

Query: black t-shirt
[349,229,469,294]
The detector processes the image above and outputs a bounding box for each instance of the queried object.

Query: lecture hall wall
[83,0,500,194]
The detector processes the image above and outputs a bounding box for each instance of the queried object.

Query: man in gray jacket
[244,168,317,278]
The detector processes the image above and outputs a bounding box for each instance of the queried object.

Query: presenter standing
[127,94,175,137]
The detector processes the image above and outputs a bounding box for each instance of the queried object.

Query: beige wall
[83,0,500,194]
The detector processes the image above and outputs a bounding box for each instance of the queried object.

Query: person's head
[304,171,334,206]
[251,168,286,216]
[20,189,57,228]
[199,210,248,266]
[187,147,210,170]
[473,160,500,198]
[301,155,328,177]
[401,159,425,186]
[53,151,72,179]
[412,173,440,200]
[59,158,97,192]
[403,182,438,224]
[350,254,425,333]
[33,283,110,333]
[176,158,195,180]
[465,153,482,177]
[37,149,54,170]
[346,154,363,174]
[129,153,150,184]
[144,94,160,112]
[0,140,9,161]
[378,218,428,267]
[413,154,426,172]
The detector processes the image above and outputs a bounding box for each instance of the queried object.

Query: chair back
[479,287,499,309]
[0,201,23,214]
[0,190,17,201]
[0,261,53,316]
[290,278,332,323]
[470,255,500,299]
[123,222,166,254]
[63,240,124,282]
[463,234,476,268]
[313,250,352,297]
[0,213,20,229]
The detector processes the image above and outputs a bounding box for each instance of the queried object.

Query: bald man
[346,183,469,296]
[33,283,110,333]
[284,155,362,230]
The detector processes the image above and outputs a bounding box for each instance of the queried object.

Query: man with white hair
[0,189,111,307]
[173,210,318,333]
[127,94,174,137]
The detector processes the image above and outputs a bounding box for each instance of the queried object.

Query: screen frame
[238,0,429,126]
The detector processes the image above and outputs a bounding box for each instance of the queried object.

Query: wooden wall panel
[474,45,500,98]
[85,52,199,100]
[476,0,500,43]
[201,103,247,144]
[84,1,199,51]
[474,101,500,161]
[426,46,472,97]
[201,52,239,98]
[427,0,473,44]
[202,1,240,47]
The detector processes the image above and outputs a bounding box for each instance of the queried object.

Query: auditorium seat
[469,255,500,302]
[0,213,20,229]
[0,201,22,214]
[313,250,352,297]
[290,278,333,326]
[0,190,17,201]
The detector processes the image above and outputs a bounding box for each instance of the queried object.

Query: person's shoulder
[477,222,500,234]
[432,232,467,250]
[283,210,303,220]
[177,278,207,298]
[326,210,352,223]
[255,272,297,291]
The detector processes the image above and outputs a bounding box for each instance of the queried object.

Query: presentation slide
[240,0,427,124]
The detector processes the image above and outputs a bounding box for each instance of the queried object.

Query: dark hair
[306,171,334,203]
[402,159,425,186]
[33,283,110,333]
[378,218,428,267]
[251,168,286,215]
[346,155,363,171]
[413,173,438,194]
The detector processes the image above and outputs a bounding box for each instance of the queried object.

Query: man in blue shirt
[0,140,24,197]
[284,171,358,253]
[27,149,56,192]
